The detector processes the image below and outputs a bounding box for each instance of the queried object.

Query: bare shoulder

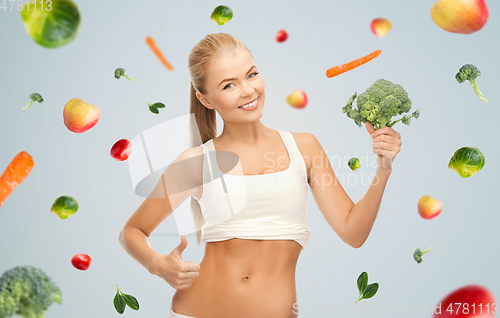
[167,144,204,189]
[177,144,204,159]
[290,132,321,176]
[166,145,207,195]
[175,144,204,163]
[290,131,320,156]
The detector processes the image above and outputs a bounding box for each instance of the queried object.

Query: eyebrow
[218,65,256,87]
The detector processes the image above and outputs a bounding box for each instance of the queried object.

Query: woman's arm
[118,198,172,274]
[341,168,391,248]
[118,146,203,274]
[301,124,401,248]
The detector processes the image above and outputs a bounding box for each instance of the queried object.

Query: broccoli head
[455,63,488,103]
[114,67,136,81]
[413,245,434,264]
[22,93,44,110]
[0,265,62,318]
[342,79,421,130]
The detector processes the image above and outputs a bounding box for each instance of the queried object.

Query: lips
[238,97,258,108]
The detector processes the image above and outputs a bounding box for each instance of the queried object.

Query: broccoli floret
[360,101,380,123]
[0,265,62,318]
[413,245,434,264]
[455,64,487,103]
[22,93,43,110]
[343,79,421,130]
[114,68,136,81]
[342,92,360,126]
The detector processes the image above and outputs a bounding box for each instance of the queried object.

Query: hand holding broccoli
[365,121,402,172]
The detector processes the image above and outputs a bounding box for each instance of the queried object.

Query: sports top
[192,130,311,250]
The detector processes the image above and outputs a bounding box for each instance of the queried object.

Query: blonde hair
[188,33,252,246]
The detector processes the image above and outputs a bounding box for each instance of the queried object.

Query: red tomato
[71,253,92,270]
[433,285,496,318]
[110,139,132,161]
[276,29,288,43]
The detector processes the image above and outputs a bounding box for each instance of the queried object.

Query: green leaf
[122,293,140,310]
[149,105,159,114]
[114,290,126,314]
[150,102,165,108]
[357,272,368,294]
[361,282,379,300]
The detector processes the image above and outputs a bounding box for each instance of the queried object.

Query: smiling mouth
[238,97,259,108]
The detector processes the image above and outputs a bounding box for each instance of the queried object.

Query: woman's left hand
[365,122,402,172]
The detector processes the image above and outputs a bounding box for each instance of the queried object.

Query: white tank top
[192,130,311,250]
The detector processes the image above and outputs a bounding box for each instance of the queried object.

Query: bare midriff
[171,238,302,318]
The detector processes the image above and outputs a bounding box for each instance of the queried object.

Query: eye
[223,72,259,90]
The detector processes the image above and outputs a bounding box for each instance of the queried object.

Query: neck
[219,121,272,145]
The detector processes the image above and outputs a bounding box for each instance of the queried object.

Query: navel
[241,275,249,283]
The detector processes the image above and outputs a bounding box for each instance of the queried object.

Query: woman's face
[196,48,265,121]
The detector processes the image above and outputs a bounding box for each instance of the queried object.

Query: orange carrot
[146,36,174,71]
[0,151,35,208]
[326,50,381,78]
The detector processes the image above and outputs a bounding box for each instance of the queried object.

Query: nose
[240,80,255,97]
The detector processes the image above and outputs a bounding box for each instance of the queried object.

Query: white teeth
[239,99,257,108]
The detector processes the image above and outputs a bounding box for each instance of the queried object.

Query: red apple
[418,195,443,219]
[286,89,307,108]
[111,139,132,161]
[370,18,392,37]
[71,253,91,270]
[276,29,288,43]
[63,98,100,133]
[431,0,489,34]
[433,285,496,318]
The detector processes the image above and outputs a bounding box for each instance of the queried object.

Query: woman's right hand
[149,235,201,290]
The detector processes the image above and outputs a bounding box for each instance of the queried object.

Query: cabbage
[20,0,81,48]
[448,146,485,178]
[51,196,78,219]
[210,5,233,25]
[348,157,361,171]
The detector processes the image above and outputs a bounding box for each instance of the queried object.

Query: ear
[195,91,214,110]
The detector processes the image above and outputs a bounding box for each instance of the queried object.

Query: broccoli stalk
[22,93,44,110]
[114,68,136,81]
[413,245,434,264]
[388,109,421,127]
[455,64,487,103]
[342,79,421,130]
[0,265,62,318]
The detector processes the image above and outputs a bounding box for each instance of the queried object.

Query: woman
[118,33,402,318]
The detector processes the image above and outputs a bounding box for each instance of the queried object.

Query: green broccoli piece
[455,64,487,103]
[342,92,362,127]
[22,93,43,110]
[0,265,62,318]
[114,68,136,81]
[342,79,421,130]
[413,245,434,264]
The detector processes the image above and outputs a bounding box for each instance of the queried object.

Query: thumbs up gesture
[365,122,402,172]
[149,235,201,290]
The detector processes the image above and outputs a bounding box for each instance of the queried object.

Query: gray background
[1,0,499,317]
